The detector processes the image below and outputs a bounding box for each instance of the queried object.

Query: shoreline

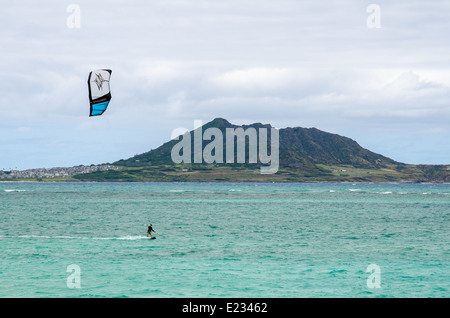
[1,179,449,185]
[1,164,448,184]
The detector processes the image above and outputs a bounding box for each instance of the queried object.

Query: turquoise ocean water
[0,182,448,298]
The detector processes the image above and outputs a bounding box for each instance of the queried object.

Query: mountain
[114,118,267,167]
[73,118,449,182]
[115,118,394,168]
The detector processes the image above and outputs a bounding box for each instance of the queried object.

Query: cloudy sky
[1,0,449,170]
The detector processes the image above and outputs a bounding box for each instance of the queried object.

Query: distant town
[0,165,116,180]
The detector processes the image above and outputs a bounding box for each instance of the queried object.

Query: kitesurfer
[147,224,156,238]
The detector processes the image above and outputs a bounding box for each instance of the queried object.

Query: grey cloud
[0,0,449,168]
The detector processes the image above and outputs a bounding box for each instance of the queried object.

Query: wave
[3,235,149,241]
[96,235,148,240]
[169,189,214,193]
[3,189,27,192]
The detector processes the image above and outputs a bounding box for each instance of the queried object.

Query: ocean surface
[0,182,448,298]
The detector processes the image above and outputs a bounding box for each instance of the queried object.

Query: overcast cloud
[1,0,449,169]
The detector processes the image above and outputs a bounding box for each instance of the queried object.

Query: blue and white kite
[87,69,112,116]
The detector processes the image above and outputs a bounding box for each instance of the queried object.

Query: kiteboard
[150,237,156,240]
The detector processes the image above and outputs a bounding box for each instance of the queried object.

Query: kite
[87,69,112,116]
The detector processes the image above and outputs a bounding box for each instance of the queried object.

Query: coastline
[1,163,448,184]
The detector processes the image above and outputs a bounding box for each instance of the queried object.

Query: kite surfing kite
[87,69,112,116]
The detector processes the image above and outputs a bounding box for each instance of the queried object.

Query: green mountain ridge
[116,117,394,168]
[73,118,449,183]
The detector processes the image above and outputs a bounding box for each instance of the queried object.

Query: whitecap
[116,235,148,240]
[18,235,51,239]
[93,235,148,240]
[12,235,148,241]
